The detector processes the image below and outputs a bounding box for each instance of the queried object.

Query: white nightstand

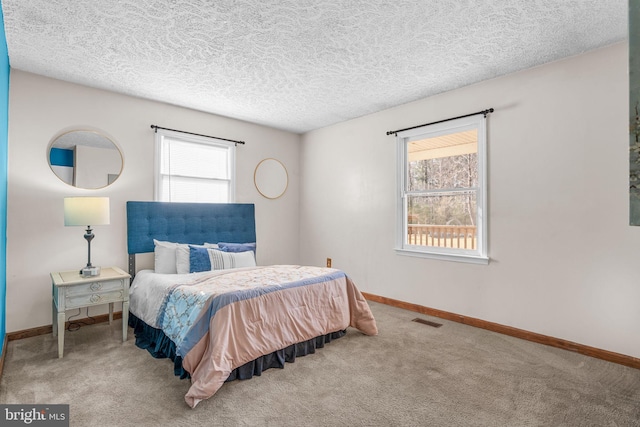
[51,266,131,358]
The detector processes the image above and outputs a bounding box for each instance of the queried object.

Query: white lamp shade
[64,197,110,226]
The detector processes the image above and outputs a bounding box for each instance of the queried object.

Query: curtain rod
[150,125,246,145]
[386,108,494,136]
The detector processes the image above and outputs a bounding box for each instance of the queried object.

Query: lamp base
[81,266,101,277]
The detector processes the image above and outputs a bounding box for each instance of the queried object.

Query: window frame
[395,114,488,264]
[154,128,236,203]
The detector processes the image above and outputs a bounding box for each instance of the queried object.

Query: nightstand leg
[122,301,129,341]
[52,299,57,337]
[108,303,113,324]
[57,311,65,358]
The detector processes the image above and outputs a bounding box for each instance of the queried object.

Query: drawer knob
[90,282,102,291]
[90,294,101,303]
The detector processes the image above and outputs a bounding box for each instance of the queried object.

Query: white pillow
[154,240,182,274]
[209,250,256,270]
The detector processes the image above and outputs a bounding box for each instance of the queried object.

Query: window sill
[395,248,490,265]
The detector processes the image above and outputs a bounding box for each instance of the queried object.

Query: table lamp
[64,197,110,277]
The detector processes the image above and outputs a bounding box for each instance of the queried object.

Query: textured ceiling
[1,0,629,134]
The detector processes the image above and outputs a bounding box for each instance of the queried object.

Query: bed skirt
[128,313,346,382]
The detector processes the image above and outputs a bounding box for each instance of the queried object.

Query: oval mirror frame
[48,129,123,189]
[254,158,288,199]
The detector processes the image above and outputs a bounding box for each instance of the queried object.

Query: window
[396,114,488,263]
[154,129,235,203]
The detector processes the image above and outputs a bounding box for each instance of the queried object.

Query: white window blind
[154,129,236,203]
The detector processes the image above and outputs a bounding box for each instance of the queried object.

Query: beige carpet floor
[1,301,639,427]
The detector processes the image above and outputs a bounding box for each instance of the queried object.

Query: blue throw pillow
[189,245,211,273]
[217,242,256,254]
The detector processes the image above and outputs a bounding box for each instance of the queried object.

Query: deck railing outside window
[407,224,476,249]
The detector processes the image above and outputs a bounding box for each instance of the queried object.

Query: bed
[126,201,378,408]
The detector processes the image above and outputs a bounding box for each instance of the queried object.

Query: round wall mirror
[254,158,288,199]
[48,130,123,189]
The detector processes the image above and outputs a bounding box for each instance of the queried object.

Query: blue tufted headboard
[126,201,256,275]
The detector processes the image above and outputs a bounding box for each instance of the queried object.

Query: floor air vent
[412,318,443,328]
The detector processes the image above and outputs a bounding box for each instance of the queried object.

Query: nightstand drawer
[65,279,124,296]
[65,289,125,309]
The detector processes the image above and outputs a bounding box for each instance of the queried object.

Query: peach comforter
[140,265,378,408]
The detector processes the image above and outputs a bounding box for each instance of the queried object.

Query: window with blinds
[154,129,235,203]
